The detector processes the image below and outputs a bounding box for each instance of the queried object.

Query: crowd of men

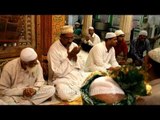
[0,23,160,105]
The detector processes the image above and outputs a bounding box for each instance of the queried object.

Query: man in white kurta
[85,32,120,72]
[83,27,101,46]
[0,48,55,105]
[47,25,89,102]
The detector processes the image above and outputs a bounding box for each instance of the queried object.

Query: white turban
[20,47,37,62]
[115,30,124,36]
[148,47,160,63]
[61,25,73,34]
[139,30,148,36]
[89,76,125,96]
[105,32,116,39]
[88,26,94,30]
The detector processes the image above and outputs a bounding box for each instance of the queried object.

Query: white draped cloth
[85,42,120,72]
[47,40,90,101]
[89,76,125,96]
[0,58,55,105]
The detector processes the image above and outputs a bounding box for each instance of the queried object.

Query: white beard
[26,65,38,77]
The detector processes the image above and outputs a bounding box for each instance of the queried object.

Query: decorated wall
[52,15,65,43]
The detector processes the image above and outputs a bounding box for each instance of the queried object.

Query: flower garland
[109,65,151,96]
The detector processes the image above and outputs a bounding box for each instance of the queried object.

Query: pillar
[119,15,133,42]
[82,15,93,36]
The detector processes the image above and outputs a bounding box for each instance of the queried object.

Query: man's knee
[0,96,15,105]
[40,85,55,97]
[55,83,74,101]
[0,99,8,105]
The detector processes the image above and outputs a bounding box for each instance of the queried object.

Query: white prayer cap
[20,47,37,62]
[89,76,125,96]
[105,32,116,39]
[115,30,124,36]
[148,47,160,63]
[88,26,94,30]
[139,30,148,36]
[75,22,80,25]
[61,25,73,34]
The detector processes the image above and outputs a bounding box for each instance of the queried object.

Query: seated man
[47,25,90,102]
[81,27,101,52]
[85,32,120,72]
[85,26,101,46]
[73,22,82,46]
[114,30,128,65]
[130,30,151,66]
[0,47,55,105]
[74,22,82,37]
[136,47,160,105]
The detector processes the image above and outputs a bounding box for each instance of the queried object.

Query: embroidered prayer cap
[61,25,74,34]
[89,76,125,96]
[115,30,125,36]
[20,47,37,62]
[148,47,160,63]
[105,32,116,39]
[88,26,94,30]
[139,30,148,36]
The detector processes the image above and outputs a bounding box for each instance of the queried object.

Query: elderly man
[85,32,120,72]
[0,47,55,105]
[47,25,89,102]
[114,30,128,65]
[130,30,151,66]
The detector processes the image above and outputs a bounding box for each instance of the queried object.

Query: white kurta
[90,33,101,46]
[47,40,89,101]
[85,42,120,72]
[83,33,101,46]
[0,58,55,105]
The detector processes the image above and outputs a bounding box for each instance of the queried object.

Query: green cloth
[74,28,81,35]
[81,68,148,105]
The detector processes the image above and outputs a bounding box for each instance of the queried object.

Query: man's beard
[26,65,38,77]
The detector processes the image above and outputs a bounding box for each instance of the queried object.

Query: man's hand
[23,88,36,98]
[85,35,90,41]
[108,66,121,72]
[68,46,81,61]
[136,96,145,105]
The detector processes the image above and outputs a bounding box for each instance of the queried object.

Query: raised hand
[68,46,81,61]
